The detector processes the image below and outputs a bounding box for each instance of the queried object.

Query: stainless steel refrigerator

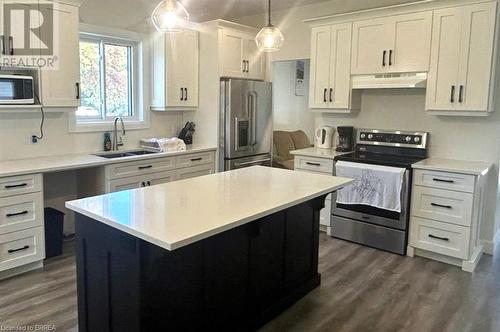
[219,79,273,171]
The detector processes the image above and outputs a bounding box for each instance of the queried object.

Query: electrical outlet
[31,135,39,144]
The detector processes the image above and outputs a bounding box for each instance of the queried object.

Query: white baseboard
[481,228,500,255]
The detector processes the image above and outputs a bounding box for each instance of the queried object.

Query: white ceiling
[79,0,420,32]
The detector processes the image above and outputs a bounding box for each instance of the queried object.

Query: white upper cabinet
[40,3,80,108]
[426,2,497,114]
[220,28,265,80]
[151,30,199,110]
[309,23,359,111]
[351,11,432,74]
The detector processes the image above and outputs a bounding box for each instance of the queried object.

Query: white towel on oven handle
[335,161,405,213]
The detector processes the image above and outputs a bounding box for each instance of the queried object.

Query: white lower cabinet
[0,174,45,276]
[293,155,335,234]
[408,168,488,272]
[105,152,216,193]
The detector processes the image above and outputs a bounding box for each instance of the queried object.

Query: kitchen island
[66,166,352,331]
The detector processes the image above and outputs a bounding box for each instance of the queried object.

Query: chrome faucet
[112,117,126,151]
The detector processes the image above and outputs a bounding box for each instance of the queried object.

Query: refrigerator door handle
[234,117,240,152]
[249,92,257,146]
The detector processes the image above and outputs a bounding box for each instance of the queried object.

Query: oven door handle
[234,158,271,167]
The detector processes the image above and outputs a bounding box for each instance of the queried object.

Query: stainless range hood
[352,73,427,89]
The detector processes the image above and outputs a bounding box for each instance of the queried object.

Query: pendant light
[255,0,284,52]
[151,0,190,33]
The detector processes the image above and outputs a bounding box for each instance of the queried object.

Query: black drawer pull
[147,181,151,186]
[428,234,449,242]
[306,162,321,166]
[5,183,28,189]
[6,211,29,218]
[431,203,452,209]
[8,245,30,254]
[432,178,454,184]
[190,158,203,162]
[382,50,387,66]
[138,165,153,170]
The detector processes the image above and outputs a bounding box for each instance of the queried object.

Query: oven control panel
[357,129,428,149]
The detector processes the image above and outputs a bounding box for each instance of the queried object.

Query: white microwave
[0,75,35,104]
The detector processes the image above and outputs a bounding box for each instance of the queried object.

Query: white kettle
[315,126,334,149]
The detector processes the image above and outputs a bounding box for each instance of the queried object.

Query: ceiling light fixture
[255,0,284,52]
[151,0,189,33]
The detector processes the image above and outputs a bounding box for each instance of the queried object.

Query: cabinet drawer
[106,157,175,180]
[0,174,42,198]
[410,217,470,259]
[175,152,214,168]
[0,193,44,235]
[413,169,475,193]
[176,164,215,180]
[0,227,45,272]
[107,170,177,193]
[294,156,334,174]
[411,186,473,227]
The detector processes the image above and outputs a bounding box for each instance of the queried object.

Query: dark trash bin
[44,207,65,259]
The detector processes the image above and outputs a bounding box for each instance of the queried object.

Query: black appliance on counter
[332,128,429,255]
[178,122,195,145]
[336,126,354,152]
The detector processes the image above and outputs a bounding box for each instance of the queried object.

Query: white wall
[233,1,500,250]
[273,60,315,141]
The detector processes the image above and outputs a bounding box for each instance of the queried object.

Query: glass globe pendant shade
[255,24,284,52]
[151,0,190,33]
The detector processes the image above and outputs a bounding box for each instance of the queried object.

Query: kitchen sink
[95,150,158,159]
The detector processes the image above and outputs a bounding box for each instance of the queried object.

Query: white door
[390,11,432,73]
[456,2,497,112]
[107,175,146,193]
[165,33,184,107]
[425,7,463,111]
[309,26,331,109]
[351,17,393,74]
[147,171,177,186]
[329,23,353,109]
[244,37,265,80]
[220,29,244,78]
[179,30,199,107]
[40,3,80,107]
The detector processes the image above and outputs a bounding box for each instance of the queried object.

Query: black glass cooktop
[335,152,427,168]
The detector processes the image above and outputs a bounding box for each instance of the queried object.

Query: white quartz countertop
[290,147,352,160]
[412,158,492,176]
[0,145,217,178]
[65,166,353,251]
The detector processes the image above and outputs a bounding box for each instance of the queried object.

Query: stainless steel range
[332,129,429,255]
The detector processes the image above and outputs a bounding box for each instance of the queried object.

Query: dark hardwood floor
[1,234,499,332]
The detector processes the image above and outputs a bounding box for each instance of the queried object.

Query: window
[77,35,137,122]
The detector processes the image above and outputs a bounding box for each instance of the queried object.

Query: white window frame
[69,24,149,132]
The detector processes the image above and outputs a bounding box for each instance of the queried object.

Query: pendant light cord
[268,0,272,26]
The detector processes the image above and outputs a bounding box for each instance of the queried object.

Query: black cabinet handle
[6,211,29,218]
[185,88,188,101]
[432,178,454,184]
[180,88,184,101]
[389,50,393,66]
[9,36,13,55]
[329,88,333,102]
[8,245,30,254]
[306,162,321,166]
[147,181,151,186]
[76,83,80,99]
[459,85,464,103]
[190,157,202,162]
[450,85,455,103]
[428,234,449,242]
[431,203,452,209]
[141,182,146,187]
[5,183,28,189]
[382,50,387,66]
[323,88,327,103]
[138,165,153,170]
